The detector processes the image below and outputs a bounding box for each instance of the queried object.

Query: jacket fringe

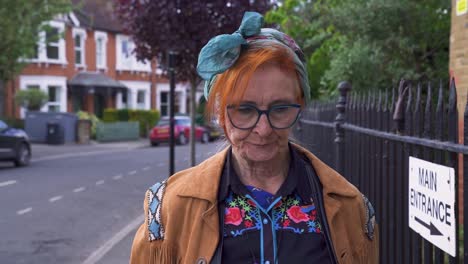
[149,243,181,264]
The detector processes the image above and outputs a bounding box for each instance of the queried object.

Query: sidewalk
[31,139,149,161]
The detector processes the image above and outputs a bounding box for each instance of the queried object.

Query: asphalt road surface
[0,140,225,264]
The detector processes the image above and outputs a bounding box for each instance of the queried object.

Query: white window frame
[156,83,187,116]
[18,75,67,118]
[46,85,61,112]
[116,34,151,72]
[72,28,86,67]
[45,27,60,60]
[95,31,108,70]
[26,21,67,64]
[119,81,151,110]
[136,90,146,109]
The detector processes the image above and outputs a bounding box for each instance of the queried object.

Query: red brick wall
[4,23,165,119]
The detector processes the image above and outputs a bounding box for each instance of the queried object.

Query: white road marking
[73,187,86,193]
[142,166,151,171]
[82,215,144,264]
[113,174,123,180]
[96,180,105,185]
[17,207,32,215]
[128,170,137,175]
[49,196,63,203]
[0,180,16,187]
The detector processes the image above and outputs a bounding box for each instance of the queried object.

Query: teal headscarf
[196,11,311,104]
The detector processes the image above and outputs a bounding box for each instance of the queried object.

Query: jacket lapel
[176,148,228,202]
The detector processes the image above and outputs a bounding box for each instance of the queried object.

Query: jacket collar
[218,144,311,202]
[176,142,359,205]
[176,147,229,203]
[292,143,360,224]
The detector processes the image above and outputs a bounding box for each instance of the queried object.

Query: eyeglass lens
[227,104,301,129]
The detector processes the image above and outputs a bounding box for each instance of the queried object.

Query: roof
[72,0,123,33]
[68,72,127,89]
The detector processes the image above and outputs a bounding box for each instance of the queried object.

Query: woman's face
[225,64,300,163]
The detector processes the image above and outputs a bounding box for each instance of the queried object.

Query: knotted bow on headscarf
[196,11,311,104]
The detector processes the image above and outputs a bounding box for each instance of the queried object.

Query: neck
[231,148,290,195]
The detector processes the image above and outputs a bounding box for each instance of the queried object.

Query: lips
[249,142,272,147]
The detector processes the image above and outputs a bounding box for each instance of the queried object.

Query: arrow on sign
[415,217,443,236]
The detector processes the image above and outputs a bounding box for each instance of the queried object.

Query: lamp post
[168,51,177,176]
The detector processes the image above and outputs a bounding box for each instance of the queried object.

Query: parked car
[0,120,31,166]
[149,116,210,146]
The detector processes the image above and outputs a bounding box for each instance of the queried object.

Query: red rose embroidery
[225,208,243,226]
[287,205,309,223]
[283,219,290,227]
[244,220,253,228]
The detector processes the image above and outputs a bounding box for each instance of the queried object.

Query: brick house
[3,0,190,119]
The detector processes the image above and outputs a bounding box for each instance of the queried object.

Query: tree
[0,0,72,116]
[266,0,451,97]
[116,0,273,166]
[14,89,48,111]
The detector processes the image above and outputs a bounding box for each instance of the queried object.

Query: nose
[253,112,272,136]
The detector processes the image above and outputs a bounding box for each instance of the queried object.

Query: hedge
[103,108,160,137]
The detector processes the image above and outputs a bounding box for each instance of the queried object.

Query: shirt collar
[218,143,312,202]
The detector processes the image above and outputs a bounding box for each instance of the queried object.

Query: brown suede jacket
[130,144,379,264]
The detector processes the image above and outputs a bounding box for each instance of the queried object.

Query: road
[0,141,225,264]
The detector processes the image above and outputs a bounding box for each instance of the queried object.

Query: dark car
[149,116,210,146]
[0,120,31,166]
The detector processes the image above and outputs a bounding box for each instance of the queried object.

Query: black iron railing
[293,79,468,264]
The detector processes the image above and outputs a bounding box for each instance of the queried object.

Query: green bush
[128,109,160,137]
[116,109,130,121]
[14,89,48,111]
[103,108,160,137]
[76,111,100,139]
[103,109,118,122]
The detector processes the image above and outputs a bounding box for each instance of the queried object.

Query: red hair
[205,43,304,129]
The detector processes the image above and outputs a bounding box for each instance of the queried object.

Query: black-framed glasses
[227,104,301,130]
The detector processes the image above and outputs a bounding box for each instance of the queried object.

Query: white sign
[408,157,456,256]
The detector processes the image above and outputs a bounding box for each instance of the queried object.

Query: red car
[149,116,210,146]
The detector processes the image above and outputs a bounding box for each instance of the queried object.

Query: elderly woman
[130,12,378,264]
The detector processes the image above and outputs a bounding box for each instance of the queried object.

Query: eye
[237,105,256,115]
[271,105,292,114]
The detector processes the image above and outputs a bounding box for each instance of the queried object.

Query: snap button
[196,257,207,264]
[263,218,268,224]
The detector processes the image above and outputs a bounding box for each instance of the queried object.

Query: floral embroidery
[225,207,245,226]
[223,192,322,238]
[287,205,310,223]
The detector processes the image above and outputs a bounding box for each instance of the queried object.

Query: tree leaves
[0,0,72,82]
[116,0,273,84]
[266,0,450,98]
